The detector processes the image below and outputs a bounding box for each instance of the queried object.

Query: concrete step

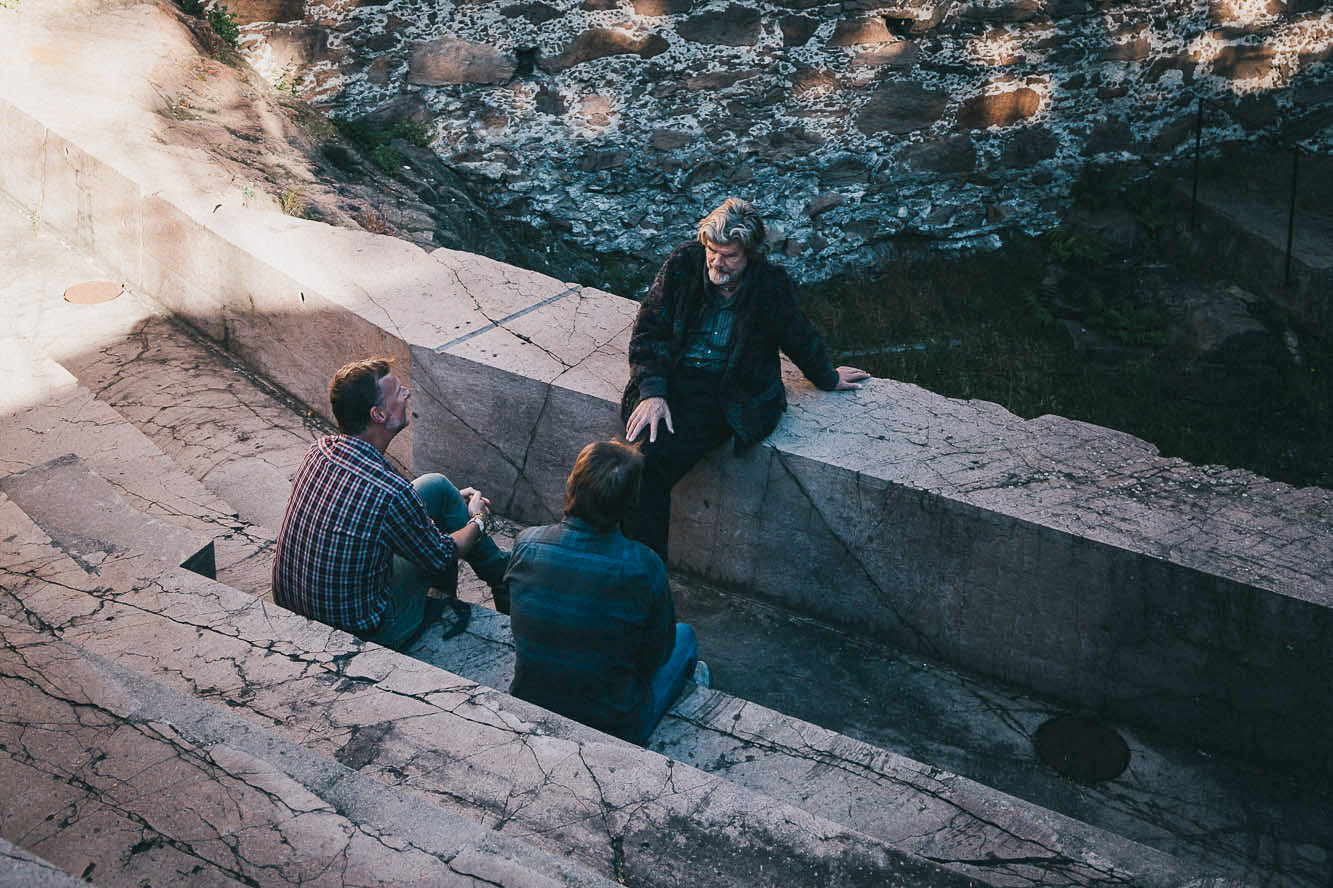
[668,577,1331,888]
[5,0,1333,788]
[0,453,216,581]
[0,618,618,888]
[0,334,272,599]
[0,494,989,888]
[51,311,325,534]
[409,608,1219,888]
[0,838,90,887]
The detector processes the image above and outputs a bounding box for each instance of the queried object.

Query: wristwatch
[470,513,490,535]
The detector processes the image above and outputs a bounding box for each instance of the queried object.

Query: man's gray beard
[708,268,738,286]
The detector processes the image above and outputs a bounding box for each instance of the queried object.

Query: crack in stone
[506,379,556,517]
[576,746,627,882]
[671,707,1133,886]
[771,450,944,659]
[0,669,268,884]
[411,369,526,483]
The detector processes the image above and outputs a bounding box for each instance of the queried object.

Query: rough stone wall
[234,0,1333,285]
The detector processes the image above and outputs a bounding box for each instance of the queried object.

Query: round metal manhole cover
[1034,715,1130,783]
[64,281,122,304]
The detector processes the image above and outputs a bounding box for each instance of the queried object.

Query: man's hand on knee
[626,397,674,443]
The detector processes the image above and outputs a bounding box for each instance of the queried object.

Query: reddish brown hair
[564,440,644,530]
[329,357,393,434]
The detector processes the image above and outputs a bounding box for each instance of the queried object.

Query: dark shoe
[439,598,471,640]
[491,582,510,616]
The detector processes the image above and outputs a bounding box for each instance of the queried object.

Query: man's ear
[367,404,385,425]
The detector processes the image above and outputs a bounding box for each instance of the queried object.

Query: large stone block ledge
[0,9,1329,782]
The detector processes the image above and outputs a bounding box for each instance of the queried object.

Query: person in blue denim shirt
[505,440,710,745]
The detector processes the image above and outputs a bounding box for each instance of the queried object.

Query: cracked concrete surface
[56,314,323,531]
[426,584,1325,888]
[0,3,1328,883]
[0,614,617,887]
[0,195,1304,887]
[0,501,983,887]
[0,331,273,598]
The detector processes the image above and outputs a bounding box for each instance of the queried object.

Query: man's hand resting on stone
[834,366,871,391]
[626,396,674,444]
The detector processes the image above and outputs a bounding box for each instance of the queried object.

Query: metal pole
[1284,149,1298,288]
[1190,98,1204,231]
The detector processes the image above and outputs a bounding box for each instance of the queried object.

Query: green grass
[330,117,435,173]
[172,0,240,48]
[206,4,240,47]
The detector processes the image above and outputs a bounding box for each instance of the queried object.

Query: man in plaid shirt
[273,357,508,649]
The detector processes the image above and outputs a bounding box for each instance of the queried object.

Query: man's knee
[412,472,457,497]
[412,473,467,524]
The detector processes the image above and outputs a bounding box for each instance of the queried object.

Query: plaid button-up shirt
[272,435,456,634]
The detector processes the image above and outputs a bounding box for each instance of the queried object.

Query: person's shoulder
[619,536,668,582]
[328,437,412,496]
[515,522,563,546]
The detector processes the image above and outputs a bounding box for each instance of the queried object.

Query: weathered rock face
[235,0,1333,286]
[408,38,516,85]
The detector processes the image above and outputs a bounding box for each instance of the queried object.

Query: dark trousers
[623,369,732,561]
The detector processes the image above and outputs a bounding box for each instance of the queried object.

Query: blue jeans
[629,622,699,745]
[369,473,507,650]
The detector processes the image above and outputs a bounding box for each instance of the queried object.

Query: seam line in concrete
[436,285,582,353]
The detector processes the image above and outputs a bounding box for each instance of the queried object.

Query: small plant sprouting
[280,188,317,219]
[207,4,240,48]
[1047,225,1109,265]
[274,63,300,93]
[388,121,432,148]
[332,116,433,173]
[371,144,403,173]
[173,0,239,49]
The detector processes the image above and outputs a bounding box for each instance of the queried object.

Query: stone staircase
[1,195,1271,888]
[0,200,1246,888]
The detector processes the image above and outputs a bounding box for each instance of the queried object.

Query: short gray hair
[697,197,766,256]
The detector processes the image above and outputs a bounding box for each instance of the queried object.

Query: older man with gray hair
[621,197,869,559]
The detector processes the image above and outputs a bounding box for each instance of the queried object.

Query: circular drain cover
[1034,715,1130,783]
[64,281,122,304]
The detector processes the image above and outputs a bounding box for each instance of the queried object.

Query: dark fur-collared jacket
[620,240,840,450]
